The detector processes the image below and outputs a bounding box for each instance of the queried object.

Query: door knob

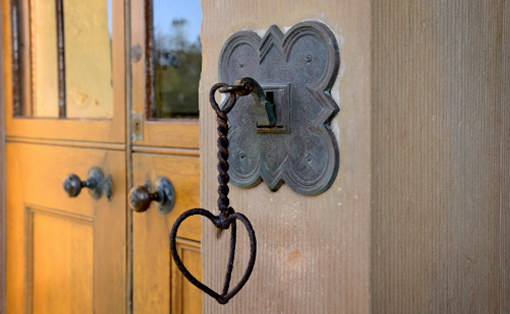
[63,167,105,199]
[129,177,175,214]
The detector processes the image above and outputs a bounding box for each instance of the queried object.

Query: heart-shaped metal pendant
[169,82,258,304]
[169,208,257,305]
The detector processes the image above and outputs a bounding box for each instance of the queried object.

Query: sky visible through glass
[153,0,202,43]
[107,0,112,37]
[106,0,202,42]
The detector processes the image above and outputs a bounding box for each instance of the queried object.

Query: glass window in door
[150,0,202,119]
[13,0,113,118]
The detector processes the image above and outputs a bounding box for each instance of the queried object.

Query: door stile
[125,0,134,312]
[0,0,6,311]
[129,1,204,312]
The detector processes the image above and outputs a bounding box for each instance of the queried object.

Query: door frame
[0,0,6,311]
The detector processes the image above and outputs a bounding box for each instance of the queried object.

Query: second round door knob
[129,177,175,214]
[63,167,104,199]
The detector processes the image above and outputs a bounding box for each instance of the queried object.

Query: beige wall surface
[371,1,510,313]
[200,1,510,313]
[200,1,371,313]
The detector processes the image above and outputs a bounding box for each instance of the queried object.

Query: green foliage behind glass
[153,19,201,118]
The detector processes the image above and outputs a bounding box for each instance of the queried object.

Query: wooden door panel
[6,142,116,217]
[132,153,202,314]
[6,142,126,314]
[31,208,94,314]
[132,153,201,241]
[136,122,200,149]
[171,239,202,314]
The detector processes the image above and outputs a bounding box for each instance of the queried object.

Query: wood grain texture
[132,145,199,157]
[5,143,126,314]
[30,207,94,314]
[200,1,371,313]
[132,153,202,314]
[371,1,510,313]
[171,239,202,314]
[0,1,5,311]
[6,136,126,151]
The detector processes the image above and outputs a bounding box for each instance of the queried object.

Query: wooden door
[2,0,127,313]
[6,144,127,314]
[131,154,202,314]
[130,0,203,313]
[2,0,204,312]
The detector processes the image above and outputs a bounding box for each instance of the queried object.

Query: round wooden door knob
[129,177,175,214]
[128,186,155,212]
[63,174,83,197]
[63,167,105,199]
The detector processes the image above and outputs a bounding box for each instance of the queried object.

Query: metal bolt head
[305,55,313,63]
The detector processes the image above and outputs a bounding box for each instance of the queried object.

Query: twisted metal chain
[209,83,237,218]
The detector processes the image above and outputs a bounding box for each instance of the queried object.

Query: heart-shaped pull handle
[170,208,257,305]
[169,82,258,305]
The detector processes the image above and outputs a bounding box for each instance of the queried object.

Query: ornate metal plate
[219,21,340,195]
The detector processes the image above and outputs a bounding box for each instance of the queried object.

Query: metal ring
[209,83,237,116]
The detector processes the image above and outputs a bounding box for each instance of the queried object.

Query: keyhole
[135,121,139,131]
